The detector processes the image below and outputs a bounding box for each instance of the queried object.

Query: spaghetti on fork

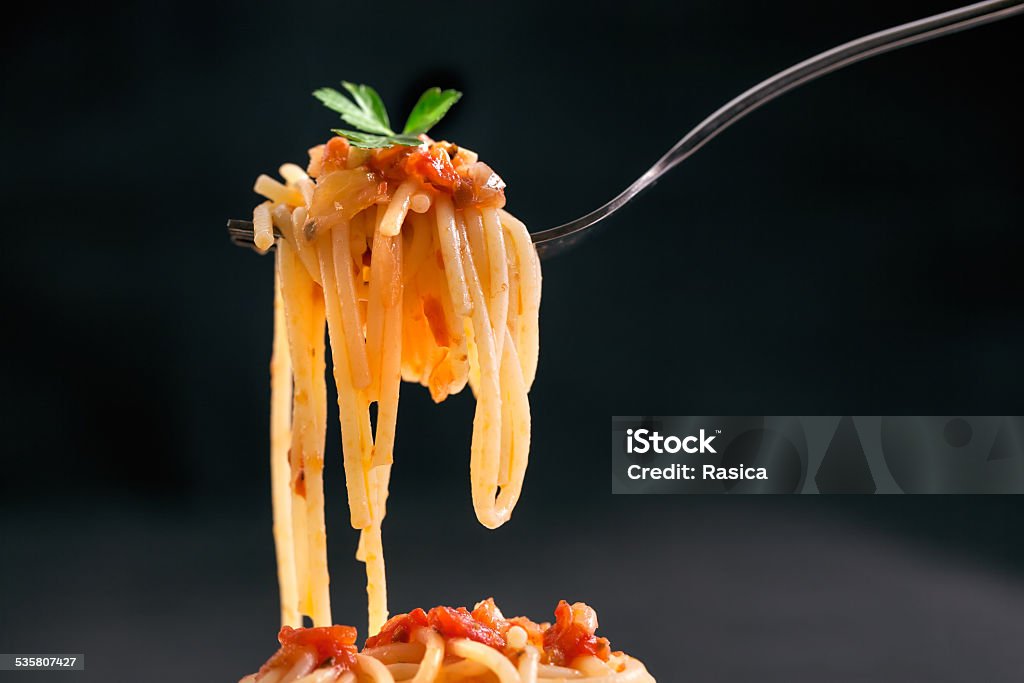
[254,83,540,634]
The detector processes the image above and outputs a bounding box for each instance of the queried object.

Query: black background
[2,1,1023,681]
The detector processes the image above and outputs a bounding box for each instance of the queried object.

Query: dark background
[2,1,1023,681]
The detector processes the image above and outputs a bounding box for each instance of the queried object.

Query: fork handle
[530,0,1024,257]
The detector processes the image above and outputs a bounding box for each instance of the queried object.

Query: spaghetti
[255,135,541,634]
[241,85,653,683]
[241,599,655,683]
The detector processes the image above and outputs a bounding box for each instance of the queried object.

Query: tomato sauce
[259,625,358,675]
[542,601,611,666]
[363,599,611,665]
[309,135,506,211]
[364,605,505,650]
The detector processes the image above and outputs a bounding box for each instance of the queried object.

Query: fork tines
[227,219,278,253]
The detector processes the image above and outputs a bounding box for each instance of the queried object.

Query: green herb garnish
[313,82,462,148]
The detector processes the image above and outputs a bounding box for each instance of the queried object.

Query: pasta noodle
[270,267,299,628]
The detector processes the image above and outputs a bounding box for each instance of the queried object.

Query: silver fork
[228,0,1023,259]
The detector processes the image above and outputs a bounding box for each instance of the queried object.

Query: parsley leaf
[331,129,398,148]
[342,82,391,133]
[388,134,428,146]
[314,86,393,135]
[315,82,463,148]
[403,88,462,135]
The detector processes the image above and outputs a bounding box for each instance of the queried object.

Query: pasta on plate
[241,599,654,683]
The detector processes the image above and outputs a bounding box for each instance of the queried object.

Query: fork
[227,0,1023,259]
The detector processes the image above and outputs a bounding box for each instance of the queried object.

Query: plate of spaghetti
[237,81,653,683]
[241,599,653,683]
